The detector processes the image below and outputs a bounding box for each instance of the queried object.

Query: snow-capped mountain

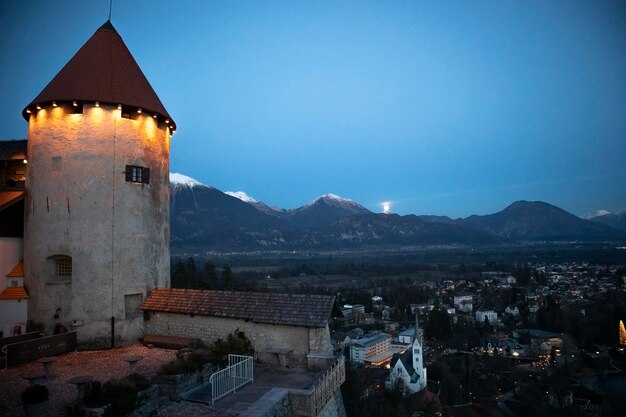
[168,173,626,252]
[225,191,257,204]
[283,193,372,228]
[225,191,285,217]
[589,210,626,232]
[170,172,206,188]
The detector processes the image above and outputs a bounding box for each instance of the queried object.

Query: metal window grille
[56,257,72,277]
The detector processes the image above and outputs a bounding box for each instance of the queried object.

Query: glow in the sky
[383,203,391,214]
[1,1,626,218]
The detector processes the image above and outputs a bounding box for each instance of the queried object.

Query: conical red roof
[23,21,176,131]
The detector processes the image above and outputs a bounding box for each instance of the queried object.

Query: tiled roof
[0,191,25,211]
[353,333,390,348]
[7,261,24,277]
[390,350,415,374]
[23,21,175,131]
[141,288,339,327]
[0,287,29,300]
[0,140,27,161]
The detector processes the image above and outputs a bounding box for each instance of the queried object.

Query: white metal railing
[209,354,254,404]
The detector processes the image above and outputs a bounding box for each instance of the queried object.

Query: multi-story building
[349,333,391,365]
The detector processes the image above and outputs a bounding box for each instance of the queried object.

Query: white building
[453,295,473,306]
[387,316,427,395]
[476,309,498,325]
[0,261,28,337]
[505,305,520,316]
[349,333,391,365]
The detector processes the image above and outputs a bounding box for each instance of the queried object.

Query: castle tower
[22,21,175,347]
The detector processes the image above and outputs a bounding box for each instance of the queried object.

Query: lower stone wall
[239,388,294,417]
[240,387,346,417]
[145,312,318,367]
[316,391,346,417]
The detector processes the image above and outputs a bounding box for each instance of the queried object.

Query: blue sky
[1,1,625,218]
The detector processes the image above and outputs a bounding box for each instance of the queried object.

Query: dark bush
[82,375,151,416]
[21,384,49,404]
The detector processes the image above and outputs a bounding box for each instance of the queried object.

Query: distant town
[172,258,624,416]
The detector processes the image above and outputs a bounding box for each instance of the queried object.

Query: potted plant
[21,384,49,417]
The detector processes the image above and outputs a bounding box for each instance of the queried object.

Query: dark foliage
[21,384,49,404]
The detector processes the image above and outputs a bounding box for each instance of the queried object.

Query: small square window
[125,165,150,184]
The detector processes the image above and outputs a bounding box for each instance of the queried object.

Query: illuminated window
[125,165,150,184]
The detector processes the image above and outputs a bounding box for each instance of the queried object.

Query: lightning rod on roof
[109,0,113,21]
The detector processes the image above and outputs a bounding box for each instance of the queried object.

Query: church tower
[412,313,427,392]
[22,21,174,347]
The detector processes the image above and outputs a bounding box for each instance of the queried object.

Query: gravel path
[0,344,175,417]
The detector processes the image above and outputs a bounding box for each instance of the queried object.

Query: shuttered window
[125,165,150,184]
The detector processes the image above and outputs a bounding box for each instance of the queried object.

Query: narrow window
[125,293,144,319]
[125,165,150,184]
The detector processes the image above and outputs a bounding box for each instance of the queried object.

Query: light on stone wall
[23,159,28,164]
[137,108,142,114]
[26,109,31,114]
[36,105,42,110]
[153,113,157,119]
[95,101,100,107]
[53,101,57,107]
[117,104,122,110]
[73,101,78,107]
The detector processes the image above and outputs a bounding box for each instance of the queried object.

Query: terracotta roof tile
[0,191,25,211]
[7,261,24,278]
[23,21,175,130]
[141,288,339,328]
[0,287,29,300]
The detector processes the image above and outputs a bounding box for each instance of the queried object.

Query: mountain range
[169,173,626,253]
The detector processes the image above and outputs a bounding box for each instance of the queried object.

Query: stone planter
[23,400,48,417]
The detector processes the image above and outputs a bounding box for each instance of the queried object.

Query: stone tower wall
[24,103,170,347]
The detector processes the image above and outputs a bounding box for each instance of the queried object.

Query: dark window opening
[125,165,150,184]
[73,102,83,114]
[121,105,132,119]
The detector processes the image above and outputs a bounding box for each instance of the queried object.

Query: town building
[476,309,498,325]
[349,332,392,366]
[387,316,427,395]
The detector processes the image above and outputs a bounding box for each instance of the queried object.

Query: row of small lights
[25,101,175,135]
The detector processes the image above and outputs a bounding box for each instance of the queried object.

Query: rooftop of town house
[0,191,24,211]
[6,260,24,277]
[0,286,28,300]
